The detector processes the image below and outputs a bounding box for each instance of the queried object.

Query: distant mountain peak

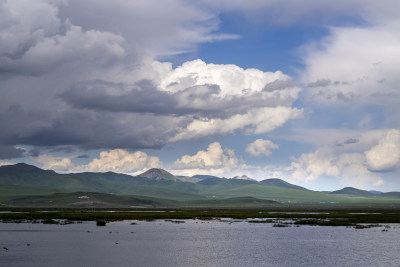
[233,175,255,181]
[138,168,177,181]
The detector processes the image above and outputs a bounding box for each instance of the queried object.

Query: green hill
[198,177,256,187]
[211,184,334,202]
[0,164,205,200]
[379,192,400,198]
[1,163,400,207]
[192,174,221,180]
[2,192,174,208]
[182,197,278,208]
[259,178,308,190]
[0,184,64,199]
[330,187,375,197]
[210,184,400,204]
[1,192,280,208]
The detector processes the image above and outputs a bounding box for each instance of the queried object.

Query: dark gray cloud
[0,108,175,151]
[0,72,299,155]
[60,79,298,118]
[76,154,90,159]
[0,146,25,159]
[60,80,180,115]
[0,0,301,159]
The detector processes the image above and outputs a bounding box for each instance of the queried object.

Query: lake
[1,220,399,267]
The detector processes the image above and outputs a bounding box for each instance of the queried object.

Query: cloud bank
[0,0,303,159]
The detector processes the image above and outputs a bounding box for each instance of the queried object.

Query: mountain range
[0,163,399,208]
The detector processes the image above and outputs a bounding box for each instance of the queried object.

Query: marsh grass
[1,208,400,227]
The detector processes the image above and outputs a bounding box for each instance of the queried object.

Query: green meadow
[1,164,400,209]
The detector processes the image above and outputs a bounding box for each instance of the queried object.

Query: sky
[1,0,399,191]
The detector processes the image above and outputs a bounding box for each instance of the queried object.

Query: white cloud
[287,148,383,189]
[152,59,303,143]
[171,142,242,176]
[170,106,303,142]
[246,139,278,157]
[138,58,304,144]
[33,149,161,174]
[173,142,237,169]
[157,59,291,97]
[365,129,400,171]
[78,149,161,173]
[34,155,74,172]
[285,130,400,189]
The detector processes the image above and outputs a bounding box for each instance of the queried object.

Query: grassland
[2,164,400,210]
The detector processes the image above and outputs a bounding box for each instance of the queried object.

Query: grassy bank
[1,207,400,227]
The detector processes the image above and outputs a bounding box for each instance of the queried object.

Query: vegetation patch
[273,223,290,227]
[96,220,107,226]
[0,208,399,228]
[248,219,275,223]
[165,219,185,224]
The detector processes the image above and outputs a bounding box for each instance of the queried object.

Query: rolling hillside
[1,163,400,207]
[259,178,308,190]
[330,187,376,197]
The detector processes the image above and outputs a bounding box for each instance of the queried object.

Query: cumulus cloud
[171,142,242,176]
[285,129,400,189]
[365,129,400,171]
[158,59,290,96]
[288,148,383,189]
[34,155,74,172]
[33,149,161,174]
[78,149,161,173]
[246,139,279,157]
[1,58,301,154]
[0,0,302,157]
[61,71,299,118]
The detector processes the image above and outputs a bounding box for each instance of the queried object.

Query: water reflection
[0,220,399,267]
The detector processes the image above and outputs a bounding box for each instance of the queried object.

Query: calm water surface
[1,220,399,267]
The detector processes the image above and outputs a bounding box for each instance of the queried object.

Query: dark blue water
[1,220,399,267]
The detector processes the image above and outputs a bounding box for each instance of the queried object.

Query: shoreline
[1,208,400,227]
